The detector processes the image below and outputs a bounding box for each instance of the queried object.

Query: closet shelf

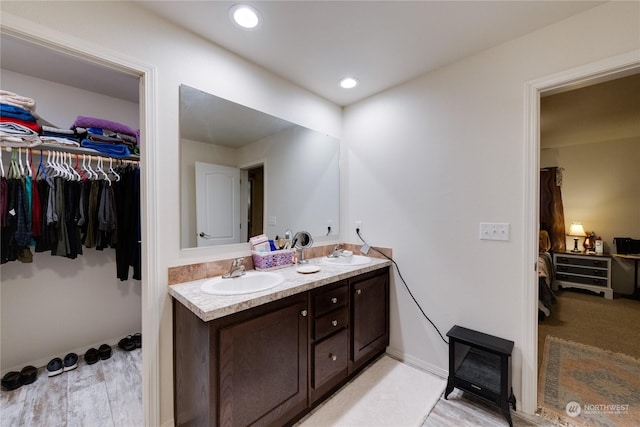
[1,143,140,162]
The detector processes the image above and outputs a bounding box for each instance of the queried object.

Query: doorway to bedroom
[537,71,640,364]
[533,62,640,420]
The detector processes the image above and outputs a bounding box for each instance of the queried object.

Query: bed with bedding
[538,231,557,320]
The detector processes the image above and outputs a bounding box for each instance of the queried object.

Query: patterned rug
[538,336,640,427]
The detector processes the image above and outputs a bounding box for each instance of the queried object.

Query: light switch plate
[480,223,510,241]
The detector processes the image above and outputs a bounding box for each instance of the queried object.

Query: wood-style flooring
[1,347,142,427]
[423,388,555,426]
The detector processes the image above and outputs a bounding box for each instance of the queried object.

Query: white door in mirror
[196,162,241,247]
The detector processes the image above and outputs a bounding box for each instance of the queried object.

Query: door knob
[331,297,338,304]
[329,353,337,361]
[356,289,362,295]
[301,310,308,317]
[332,320,338,327]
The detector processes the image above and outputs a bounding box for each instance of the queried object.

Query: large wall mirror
[180,85,340,249]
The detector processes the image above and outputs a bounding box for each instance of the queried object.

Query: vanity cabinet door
[217,295,309,427]
[350,268,390,373]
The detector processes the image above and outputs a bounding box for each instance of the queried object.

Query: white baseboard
[385,347,448,379]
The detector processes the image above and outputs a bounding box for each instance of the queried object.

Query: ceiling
[135,1,604,106]
[1,1,605,107]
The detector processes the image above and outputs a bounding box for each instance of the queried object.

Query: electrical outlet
[355,221,362,232]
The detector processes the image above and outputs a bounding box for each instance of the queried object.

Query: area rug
[538,335,640,427]
[298,355,446,427]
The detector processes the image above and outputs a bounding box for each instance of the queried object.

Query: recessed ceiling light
[339,77,359,89]
[230,4,261,29]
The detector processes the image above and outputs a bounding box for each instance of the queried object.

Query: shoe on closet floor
[98,344,112,360]
[132,333,141,348]
[118,336,136,351]
[1,371,22,391]
[84,348,100,365]
[20,366,38,385]
[47,358,64,377]
[63,353,78,372]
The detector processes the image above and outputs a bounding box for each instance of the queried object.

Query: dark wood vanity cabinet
[173,266,390,427]
[350,269,390,373]
[174,293,309,427]
[217,297,309,427]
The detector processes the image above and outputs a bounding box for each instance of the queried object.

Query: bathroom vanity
[169,257,390,427]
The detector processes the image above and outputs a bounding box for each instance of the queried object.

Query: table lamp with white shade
[568,222,587,253]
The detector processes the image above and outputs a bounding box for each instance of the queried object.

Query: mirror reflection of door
[247,165,264,239]
[196,162,241,247]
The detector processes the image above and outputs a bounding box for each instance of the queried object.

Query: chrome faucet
[222,258,246,278]
[328,244,343,258]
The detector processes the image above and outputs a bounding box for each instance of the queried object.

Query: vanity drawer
[314,307,348,341]
[312,329,348,389]
[313,284,348,317]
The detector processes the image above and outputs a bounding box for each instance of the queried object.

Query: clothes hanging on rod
[0,147,141,281]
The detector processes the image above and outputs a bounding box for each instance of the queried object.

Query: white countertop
[168,256,392,322]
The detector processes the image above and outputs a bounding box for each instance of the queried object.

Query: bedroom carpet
[297,355,446,427]
[538,289,640,366]
[538,335,640,427]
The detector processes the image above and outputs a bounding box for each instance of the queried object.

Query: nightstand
[553,252,612,299]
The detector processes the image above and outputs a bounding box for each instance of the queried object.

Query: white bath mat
[298,355,446,427]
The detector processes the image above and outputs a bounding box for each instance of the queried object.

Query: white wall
[238,126,340,240]
[1,2,341,424]
[0,70,141,372]
[181,127,340,248]
[341,0,640,406]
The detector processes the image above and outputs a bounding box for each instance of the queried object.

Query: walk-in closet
[0,33,143,426]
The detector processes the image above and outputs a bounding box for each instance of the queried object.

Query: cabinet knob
[329,353,337,361]
[331,320,338,327]
[301,310,308,317]
[356,289,362,295]
[331,297,338,304]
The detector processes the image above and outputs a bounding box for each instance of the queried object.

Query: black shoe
[132,333,141,349]
[1,371,22,391]
[20,366,37,385]
[84,348,99,365]
[47,358,63,377]
[63,353,78,372]
[118,336,135,351]
[98,344,112,360]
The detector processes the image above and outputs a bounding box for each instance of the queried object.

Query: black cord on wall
[356,228,449,345]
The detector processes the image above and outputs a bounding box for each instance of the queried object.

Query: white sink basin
[200,271,285,295]
[322,254,371,266]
